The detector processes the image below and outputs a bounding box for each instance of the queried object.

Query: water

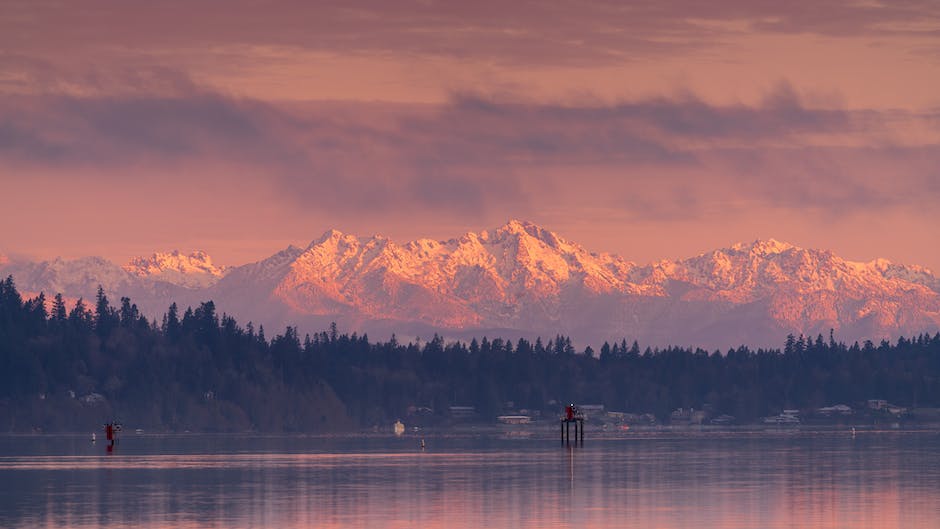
[1,430,938,528]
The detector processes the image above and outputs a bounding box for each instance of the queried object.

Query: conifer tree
[51,293,67,322]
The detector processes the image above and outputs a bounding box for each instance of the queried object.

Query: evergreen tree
[94,285,117,336]
[68,297,92,329]
[51,293,67,322]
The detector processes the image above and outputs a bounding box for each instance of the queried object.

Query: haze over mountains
[2,220,938,349]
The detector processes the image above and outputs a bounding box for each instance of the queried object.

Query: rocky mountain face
[2,220,938,349]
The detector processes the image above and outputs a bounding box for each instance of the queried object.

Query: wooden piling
[560,417,585,445]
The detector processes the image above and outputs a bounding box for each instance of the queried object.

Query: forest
[1,275,939,432]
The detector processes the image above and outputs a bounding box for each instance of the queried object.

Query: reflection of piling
[560,417,584,444]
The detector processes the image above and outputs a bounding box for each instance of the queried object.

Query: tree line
[1,276,939,432]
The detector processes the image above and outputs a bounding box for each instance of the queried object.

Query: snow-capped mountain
[266,220,636,327]
[630,239,940,346]
[2,221,938,348]
[1,255,138,300]
[0,252,214,319]
[124,250,228,288]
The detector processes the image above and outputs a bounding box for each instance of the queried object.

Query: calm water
[1,430,938,528]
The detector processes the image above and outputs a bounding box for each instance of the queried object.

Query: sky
[2,0,940,270]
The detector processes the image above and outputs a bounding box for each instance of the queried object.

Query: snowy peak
[863,258,940,292]
[124,250,228,288]
[273,221,639,327]
[729,238,796,256]
[312,228,349,247]
[484,219,565,249]
[0,255,135,303]
[625,237,940,323]
[670,240,874,293]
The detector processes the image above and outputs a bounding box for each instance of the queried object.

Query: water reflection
[0,432,937,528]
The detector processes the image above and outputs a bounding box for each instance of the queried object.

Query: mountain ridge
[2,220,938,348]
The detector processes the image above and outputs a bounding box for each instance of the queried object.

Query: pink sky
[2,1,939,269]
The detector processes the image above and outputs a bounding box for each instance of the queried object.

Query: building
[817,404,853,415]
[496,415,532,425]
[576,404,605,418]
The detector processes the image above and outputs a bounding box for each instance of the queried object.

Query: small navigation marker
[420,438,426,450]
[561,404,585,445]
[103,421,122,451]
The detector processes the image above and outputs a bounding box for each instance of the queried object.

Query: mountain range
[2,220,938,349]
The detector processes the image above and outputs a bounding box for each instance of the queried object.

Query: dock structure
[561,404,584,444]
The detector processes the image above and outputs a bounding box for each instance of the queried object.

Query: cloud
[1,93,279,165]
[447,82,854,143]
[1,84,937,226]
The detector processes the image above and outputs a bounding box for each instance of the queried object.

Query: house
[576,404,605,418]
[448,406,477,418]
[763,410,800,424]
[886,405,907,416]
[817,404,853,415]
[710,414,735,425]
[496,415,532,425]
